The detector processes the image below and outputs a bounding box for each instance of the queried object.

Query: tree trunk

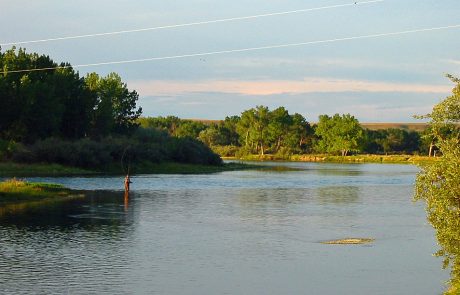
[428,141,434,157]
[276,137,282,152]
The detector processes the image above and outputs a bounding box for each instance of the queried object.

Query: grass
[0,161,260,177]
[1,153,431,178]
[231,154,438,164]
[291,154,437,164]
[0,162,95,177]
[0,178,73,204]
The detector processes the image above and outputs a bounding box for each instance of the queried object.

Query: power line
[1,23,459,75]
[0,0,383,46]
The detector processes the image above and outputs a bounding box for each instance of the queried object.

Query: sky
[1,0,459,122]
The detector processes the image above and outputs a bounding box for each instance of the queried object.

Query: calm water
[0,162,448,294]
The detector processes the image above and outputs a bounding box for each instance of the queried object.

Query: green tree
[85,72,142,136]
[285,113,313,153]
[315,113,364,156]
[198,125,225,146]
[0,47,95,141]
[251,106,270,155]
[174,121,206,138]
[138,116,181,136]
[219,116,240,146]
[236,108,256,150]
[267,107,292,152]
[414,75,460,294]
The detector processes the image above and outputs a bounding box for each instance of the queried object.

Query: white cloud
[129,77,451,96]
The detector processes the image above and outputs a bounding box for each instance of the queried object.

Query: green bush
[211,145,239,157]
[274,147,293,160]
[9,133,222,169]
[235,146,253,158]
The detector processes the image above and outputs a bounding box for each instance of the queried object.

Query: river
[0,162,448,294]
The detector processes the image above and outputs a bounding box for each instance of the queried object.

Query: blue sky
[1,0,459,122]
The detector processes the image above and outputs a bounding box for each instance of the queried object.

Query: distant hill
[360,123,428,131]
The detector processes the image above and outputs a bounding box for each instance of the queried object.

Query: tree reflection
[317,186,359,204]
[0,190,137,237]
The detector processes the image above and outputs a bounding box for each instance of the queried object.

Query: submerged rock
[322,238,375,245]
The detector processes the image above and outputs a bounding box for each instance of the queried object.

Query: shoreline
[0,161,259,177]
[0,155,436,178]
[223,154,437,164]
[0,179,83,204]
[0,179,85,216]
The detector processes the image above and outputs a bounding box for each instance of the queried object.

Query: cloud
[129,77,451,96]
[443,59,460,65]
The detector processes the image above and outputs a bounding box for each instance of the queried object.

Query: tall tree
[85,72,142,136]
[236,109,256,149]
[285,113,313,153]
[315,113,364,156]
[251,105,270,155]
[0,47,93,141]
[267,107,292,152]
[414,75,460,294]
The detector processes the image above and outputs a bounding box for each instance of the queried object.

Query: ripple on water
[0,163,447,294]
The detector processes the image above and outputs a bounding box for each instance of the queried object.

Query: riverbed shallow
[0,162,448,294]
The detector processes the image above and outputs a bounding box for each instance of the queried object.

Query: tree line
[139,107,432,157]
[0,48,221,168]
[0,47,142,141]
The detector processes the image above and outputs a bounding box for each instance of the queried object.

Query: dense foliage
[0,48,222,169]
[414,75,460,294]
[7,128,221,170]
[314,113,363,156]
[0,47,142,141]
[141,106,428,157]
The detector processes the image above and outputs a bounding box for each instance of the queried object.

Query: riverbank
[224,154,438,164]
[0,161,259,177]
[0,179,86,217]
[0,162,96,177]
[0,179,75,204]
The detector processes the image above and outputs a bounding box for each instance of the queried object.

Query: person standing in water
[124,175,132,193]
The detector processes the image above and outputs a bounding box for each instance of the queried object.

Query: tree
[0,47,95,141]
[414,75,460,294]
[285,113,313,153]
[198,125,225,146]
[138,116,181,135]
[267,107,292,152]
[314,113,364,156]
[174,120,206,138]
[218,116,240,146]
[85,72,142,136]
[236,108,255,149]
[251,106,270,155]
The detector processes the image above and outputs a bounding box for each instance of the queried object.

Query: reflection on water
[0,163,449,294]
[317,186,360,204]
[1,191,135,228]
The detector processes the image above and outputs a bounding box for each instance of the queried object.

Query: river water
[0,162,448,294]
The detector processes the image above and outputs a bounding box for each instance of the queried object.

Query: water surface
[0,163,448,294]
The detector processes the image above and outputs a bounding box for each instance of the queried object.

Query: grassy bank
[0,162,96,177]
[0,161,259,177]
[228,154,438,164]
[0,179,75,204]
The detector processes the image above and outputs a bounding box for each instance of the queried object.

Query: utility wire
[1,24,459,75]
[0,0,383,46]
